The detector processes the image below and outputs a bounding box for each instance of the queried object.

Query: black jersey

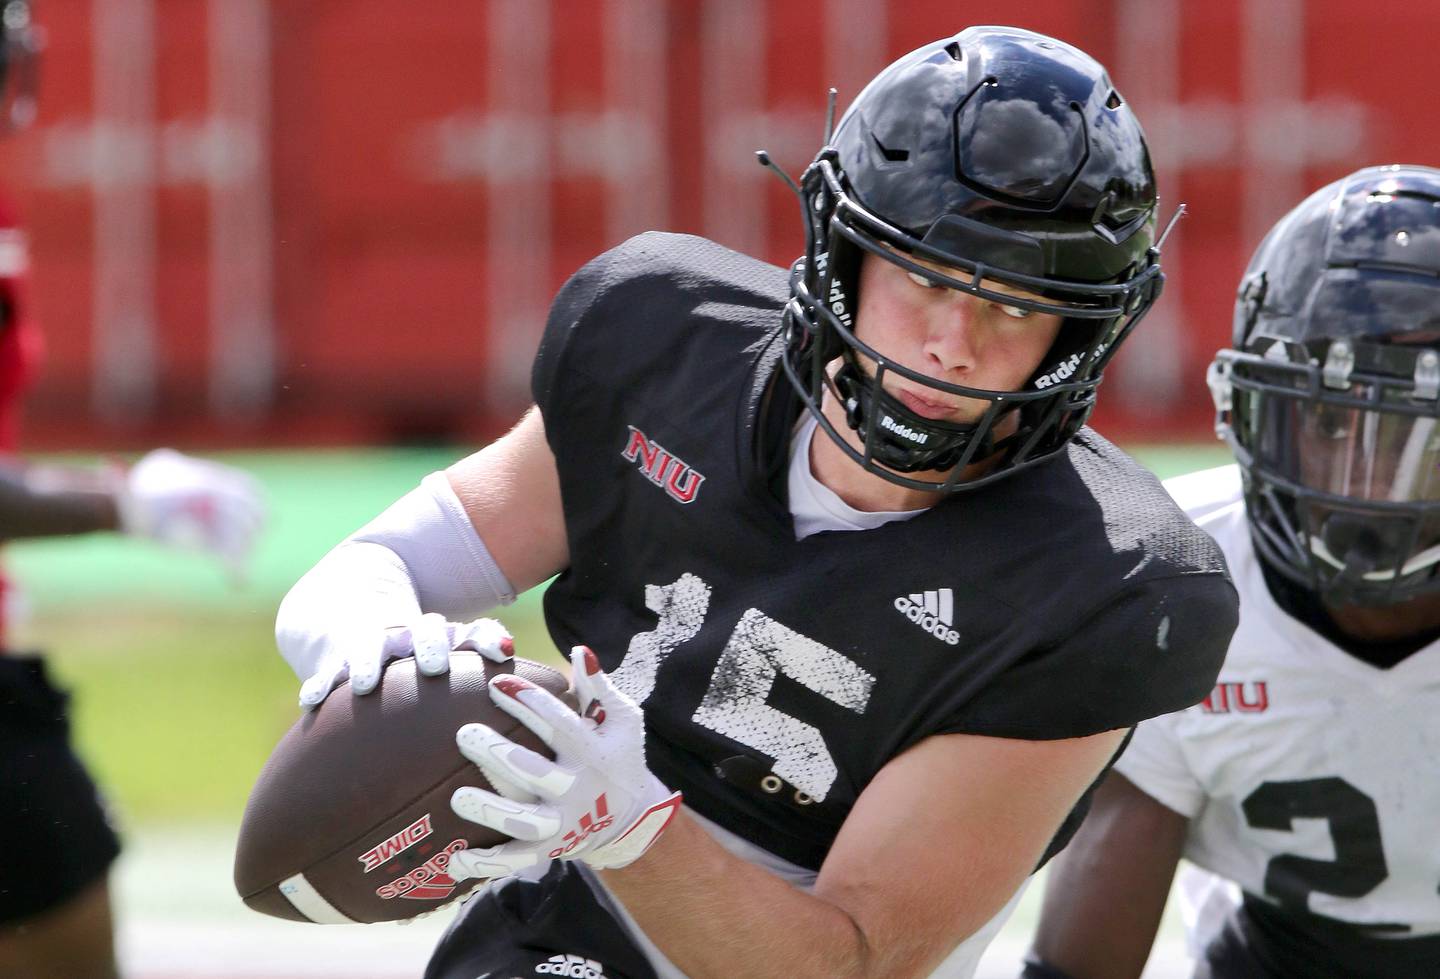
[532,232,1237,871]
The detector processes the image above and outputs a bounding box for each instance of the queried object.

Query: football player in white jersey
[1024,164,1440,979]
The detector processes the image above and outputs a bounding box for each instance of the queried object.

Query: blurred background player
[0,4,266,978]
[1024,164,1440,979]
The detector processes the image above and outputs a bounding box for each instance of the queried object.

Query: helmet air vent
[1106,90,1123,109]
[872,134,910,163]
[943,41,964,62]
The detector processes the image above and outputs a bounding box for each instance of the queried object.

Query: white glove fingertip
[487,676,595,754]
[568,646,596,713]
[411,613,453,677]
[349,663,382,695]
[453,618,515,663]
[299,665,345,710]
[573,645,629,705]
[415,647,452,677]
[298,678,330,711]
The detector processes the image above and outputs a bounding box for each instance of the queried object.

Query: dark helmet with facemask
[780,25,1164,492]
[1210,164,1440,606]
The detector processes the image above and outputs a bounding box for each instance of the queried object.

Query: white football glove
[448,645,682,879]
[297,613,514,710]
[117,449,266,579]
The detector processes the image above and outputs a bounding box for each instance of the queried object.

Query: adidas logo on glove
[534,953,608,978]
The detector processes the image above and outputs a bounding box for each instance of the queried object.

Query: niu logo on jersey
[549,794,615,859]
[622,427,705,504]
[1201,681,1269,714]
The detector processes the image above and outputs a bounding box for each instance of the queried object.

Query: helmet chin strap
[832,359,1007,473]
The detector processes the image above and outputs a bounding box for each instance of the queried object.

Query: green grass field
[13,442,1231,827]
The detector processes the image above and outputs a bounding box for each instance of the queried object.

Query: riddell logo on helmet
[880,414,928,444]
[548,794,615,859]
[375,839,468,901]
[1034,352,1084,390]
[827,276,855,331]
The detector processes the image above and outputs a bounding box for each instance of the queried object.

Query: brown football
[234,654,572,924]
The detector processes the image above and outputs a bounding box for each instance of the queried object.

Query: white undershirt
[786,413,928,539]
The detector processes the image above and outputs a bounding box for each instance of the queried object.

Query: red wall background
[0,0,1423,449]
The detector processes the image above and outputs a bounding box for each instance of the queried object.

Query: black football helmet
[0,1,39,135]
[779,25,1164,492]
[1210,165,1440,606]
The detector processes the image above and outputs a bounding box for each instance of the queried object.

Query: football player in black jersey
[275,26,1236,979]
[1024,167,1440,979]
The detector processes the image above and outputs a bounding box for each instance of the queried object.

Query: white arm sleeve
[275,471,516,680]
[1112,713,1208,819]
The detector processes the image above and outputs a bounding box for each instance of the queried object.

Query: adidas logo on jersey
[894,589,959,645]
[534,953,608,978]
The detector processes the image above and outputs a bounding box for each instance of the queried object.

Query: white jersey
[1116,464,1440,940]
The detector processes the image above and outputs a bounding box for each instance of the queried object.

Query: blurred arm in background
[0,456,120,536]
[0,449,265,572]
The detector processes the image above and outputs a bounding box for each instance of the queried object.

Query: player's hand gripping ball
[448,645,682,879]
[298,613,514,710]
[234,652,574,924]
